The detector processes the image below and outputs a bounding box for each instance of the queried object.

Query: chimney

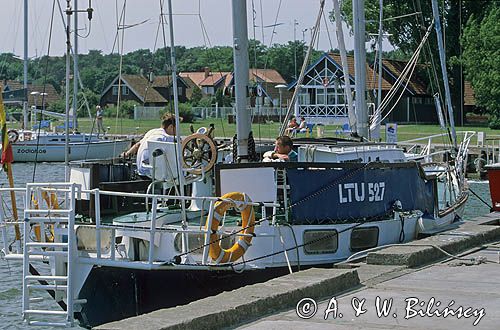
[204,67,210,79]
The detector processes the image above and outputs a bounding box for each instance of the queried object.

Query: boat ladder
[21,183,83,327]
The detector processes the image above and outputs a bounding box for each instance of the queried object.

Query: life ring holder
[206,192,255,264]
[7,129,19,143]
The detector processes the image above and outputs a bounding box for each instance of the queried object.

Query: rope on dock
[469,187,493,210]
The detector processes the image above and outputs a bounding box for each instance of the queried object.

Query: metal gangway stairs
[21,183,82,327]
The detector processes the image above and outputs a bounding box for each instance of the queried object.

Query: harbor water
[0,163,493,329]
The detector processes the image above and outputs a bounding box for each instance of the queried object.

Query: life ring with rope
[206,192,255,263]
[7,129,19,143]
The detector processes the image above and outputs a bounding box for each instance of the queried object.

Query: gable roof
[249,69,286,84]
[380,59,428,95]
[287,52,392,91]
[179,71,229,88]
[120,74,166,103]
[101,74,187,104]
[1,80,60,105]
[329,53,393,90]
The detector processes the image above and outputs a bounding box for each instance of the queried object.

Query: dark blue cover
[287,164,435,224]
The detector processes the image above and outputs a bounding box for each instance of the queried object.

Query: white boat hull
[10,139,131,162]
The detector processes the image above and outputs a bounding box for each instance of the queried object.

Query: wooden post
[7,164,21,240]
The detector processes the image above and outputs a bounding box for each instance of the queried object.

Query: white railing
[401,131,476,165]
[133,106,165,120]
[297,104,349,118]
[191,106,288,120]
[0,186,277,269]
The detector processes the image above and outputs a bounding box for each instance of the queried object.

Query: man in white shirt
[122,115,177,176]
[96,105,106,135]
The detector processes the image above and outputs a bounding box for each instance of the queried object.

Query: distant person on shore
[285,116,299,136]
[96,105,106,135]
[263,135,298,162]
[298,116,308,133]
[122,114,178,177]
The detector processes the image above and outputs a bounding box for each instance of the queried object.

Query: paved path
[238,246,500,330]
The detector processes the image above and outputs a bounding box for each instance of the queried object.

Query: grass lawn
[8,117,499,142]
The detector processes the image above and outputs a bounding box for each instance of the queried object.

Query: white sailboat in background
[0,0,474,328]
[1,0,132,163]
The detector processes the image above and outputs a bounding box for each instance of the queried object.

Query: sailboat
[0,0,473,327]
[0,0,132,163]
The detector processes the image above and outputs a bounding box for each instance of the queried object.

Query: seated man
[284,116,299,136]
[263,135,298,162]
[122,115,178,177]
[298,116,308,133]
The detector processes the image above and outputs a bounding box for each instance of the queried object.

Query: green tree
[190,87,202,106]
[215,88,231,107]
[462,5,500,127]
[336,0,494,125]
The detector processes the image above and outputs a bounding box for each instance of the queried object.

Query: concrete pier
[96,214,500,330]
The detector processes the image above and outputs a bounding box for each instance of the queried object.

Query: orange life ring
[206,192,255,263]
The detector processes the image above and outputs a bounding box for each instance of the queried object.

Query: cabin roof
[380,59,428,95]
[101,74,187,104]
[1,80,60,105]
[179,71,229,88]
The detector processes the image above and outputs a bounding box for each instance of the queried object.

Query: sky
[0,0,393,58]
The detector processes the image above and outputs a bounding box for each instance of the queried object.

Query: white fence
[134,105,358,124]
[133,106,165,120]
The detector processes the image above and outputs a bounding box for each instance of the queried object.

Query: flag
[0,87,14,170]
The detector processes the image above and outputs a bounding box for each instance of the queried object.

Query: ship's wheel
[7,129,19,143]
[181,133,217,175]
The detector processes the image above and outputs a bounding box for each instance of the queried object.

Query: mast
[23,0,28,130]
[372,0,384,141]
[232,0,250,162]
[73,0,79,130]
[332,0,356,132]
[64,0,72,181]
[166,0,187,226]
[431,0,457,148]
[353,0,368,138]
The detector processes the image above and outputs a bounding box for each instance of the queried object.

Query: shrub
[161,103,195,123]
[488,115,500,130]
[103,100,138,118]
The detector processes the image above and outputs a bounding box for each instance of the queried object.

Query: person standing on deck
[96,105,106,135]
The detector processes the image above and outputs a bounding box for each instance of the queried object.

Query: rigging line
[374,19,435,124]
[321,9,334,51]
[75,20,93,39]
[5,0,21,53]
[159,0,182,182]
[469,187,492,210]
[137,13,163,126]
[377,51,420,124]
[94,1,110,51]
[32,0,57,183]
[383,11,422,21]
[251,0,262,143]
[373,50,421,125]
[414,0,445,125]
[280,0,325,136]
[259,0,265,44]
[113,0,127,160]
[195,11,232,140]
[54,1,97,123]
[371,23,432,122]
[110,0,127,54]
[177,163,373,258]
[29,0,44,58]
